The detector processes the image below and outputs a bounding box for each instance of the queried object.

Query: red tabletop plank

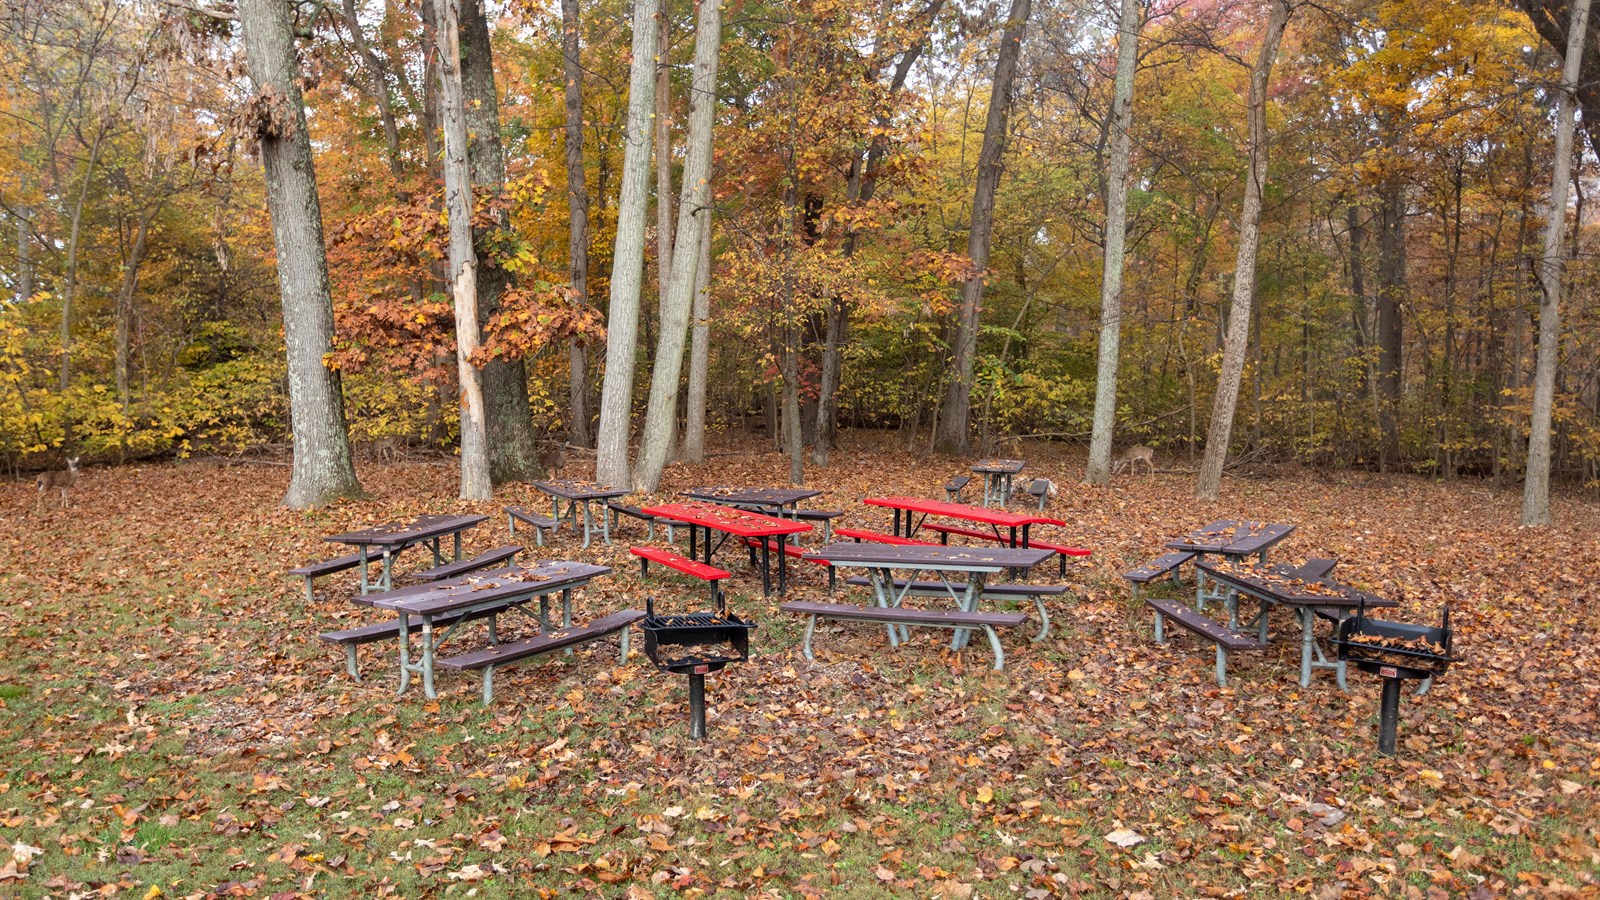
[641,502,813,539]
[862,496,1055,528]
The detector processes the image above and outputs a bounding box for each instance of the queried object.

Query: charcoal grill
[1334,602,1457,755]
[641,595,755,739]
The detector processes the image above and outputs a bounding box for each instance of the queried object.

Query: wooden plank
[435,610,645,669]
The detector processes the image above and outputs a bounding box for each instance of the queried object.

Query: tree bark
[1523,0,1589,526]
[594,0,660,488]
[654,0,674,305]
[457,0,540,483]
[237,0,363,507]
[15,204,32,306]
[934,0,1031,456]
[683,205,713,463]
[433,0,492,499]
[1084,0,1142,485]
[115,203,160,412]
[633,0,721,492]
[340,0,404,177]
[59,125,105,397]
[562,0,593,447]
[1375,174,1405,469]
[1194,0,1290,500]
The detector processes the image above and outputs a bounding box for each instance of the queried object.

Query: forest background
[5,0,1600,510]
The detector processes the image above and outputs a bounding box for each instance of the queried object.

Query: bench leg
[1153,608,1166,643]
[344,644,361,682]
[507,513,516,537]
[562,588,574,656]
[482,664,495,705]
[600,503,611,544]
[488,614,500,645]
[396,614,412,695]
[666,523,676,543]
[534,524,545,548]
[984,625,1005,671]
[1031,596,1049,642]
[639,558,649,579]
[619,625,631,663]
[827,567,836,594]
[646,519,656,541]
[303,577,315,604]
[538,595,551,631]
[801,615,817,661]
[1215,645,1228,687]
[421,619,437,699]
[1298,608,1314,688]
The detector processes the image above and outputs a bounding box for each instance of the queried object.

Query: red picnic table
[863,496,1069,577]
[640,502,812,597]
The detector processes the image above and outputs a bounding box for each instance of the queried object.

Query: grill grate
[639,596,756,740]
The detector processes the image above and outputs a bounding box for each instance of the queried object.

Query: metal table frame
[971,459,1025,508]
[531,480,630,548]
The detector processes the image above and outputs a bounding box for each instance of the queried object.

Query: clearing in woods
[0,435,1596,897]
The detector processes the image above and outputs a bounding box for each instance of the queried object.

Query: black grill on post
[641,595,755,740]
[1335,603,1457,755]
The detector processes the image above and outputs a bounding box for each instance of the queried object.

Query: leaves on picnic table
[0,436,1597,897]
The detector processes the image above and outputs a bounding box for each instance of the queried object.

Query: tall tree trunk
[59,126,105,397]
[934,0,1031,456]
[1375,173,1406,470]
[562,0,593,447]
[115,203,160,412]
[1194,0,1290,500]
[238,0,363,508]
[433,0,492,499]
[458,0,540,483]
[1345,203,1369,395]
[683,206,713,463]
[15,204,32,305]
[654,0,674,304]
[419,0,444,181]
[1084,0,1141,485]
[594,0,660,487]
[340,0,404,177]
[782,318,805,484]
[1524,0,1589,526]
[633,0,722,492]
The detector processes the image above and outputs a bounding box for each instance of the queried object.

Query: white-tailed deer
[1112,445,1155,475]
[538,441,566,477]
[356,436,404,462]
[36,457,80,509]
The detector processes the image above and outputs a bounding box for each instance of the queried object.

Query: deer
[1112,445,1155,476]
[36,457,80,509]
[538,441,567,477]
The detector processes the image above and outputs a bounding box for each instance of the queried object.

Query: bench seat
[944,475,972,502]
[922,523,1091,576]
[412,545,521,582]
[834,527,938,546]
[1145,598,1262,686]
[318,606,499,681]
[435,609,645,704]
[842,576,1070,641]
[606,502,680,542]
[632,546,729,603]
[1122,551,1197,601]
[790,508,844,542]
[505,507,560,547]
[782,601,1028,670]
[289,550,399,603]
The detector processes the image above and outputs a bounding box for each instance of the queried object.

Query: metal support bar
[1378,676,1401,755]
[688,674,707,740]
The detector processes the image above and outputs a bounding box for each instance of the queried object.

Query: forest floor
[1,432,1597,899]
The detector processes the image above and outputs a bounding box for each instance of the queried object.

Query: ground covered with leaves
[2,434,1597,898]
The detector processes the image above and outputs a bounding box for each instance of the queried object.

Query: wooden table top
[354,561,612,616]
[325,513,488,548]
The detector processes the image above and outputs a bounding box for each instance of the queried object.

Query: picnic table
[682,486,824,512]
[971,458,1025,507]
[1165,520,1296,607]
[640,501,811,596]
[353,560,611,698]
[1196,558,1397,688]
[325,513,488,594]
[803,542,1054,657]
[530,479,631,548]
[863,495,1062,576]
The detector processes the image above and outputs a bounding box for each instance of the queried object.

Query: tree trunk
[562,0,593,447]
[1375,175,1405,470]
[633,0,722,492]
[115,203,160,412]
[341,0,404,177]
[683,207,714,463]
[1194,0,1290,500]
[782,320,805,485]
[934,0,1031,456]
[1084,0,1141,486]
[15,204,32,305]
[1524,0,1589,526]
[59,126,105,397]
[238,0,363,508]
[457,0,540,483]
[594,0,660,488]
[433,0,492,499]
[655,0,674,305]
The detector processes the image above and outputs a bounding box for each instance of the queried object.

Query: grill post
[688,673,707,740]
[1378,676,1401,755]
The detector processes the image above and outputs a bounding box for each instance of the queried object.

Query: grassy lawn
[1,437,1596,897]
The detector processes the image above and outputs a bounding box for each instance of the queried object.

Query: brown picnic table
[353,560,612,698]
[970,458,1025,507]
[640,501,811,597]
[1196,558,1398,689]
[802,542,1054,659]
[530,479,631,548]
[325,513,489,594]
[682,486,825,512]
[1164,520,1296,608]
